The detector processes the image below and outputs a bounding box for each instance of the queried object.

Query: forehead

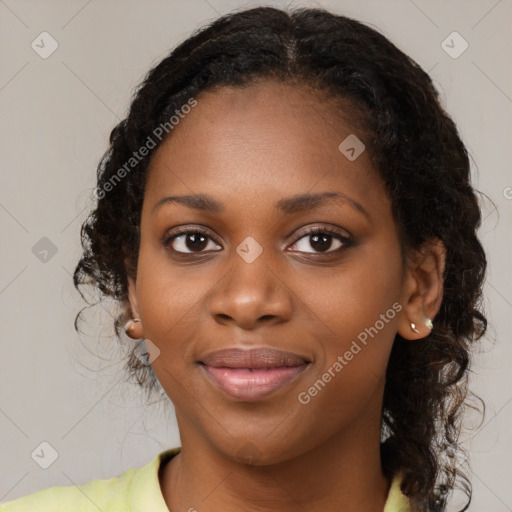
[144,80,385,215]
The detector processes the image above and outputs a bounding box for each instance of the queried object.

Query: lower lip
[201,364,309,401]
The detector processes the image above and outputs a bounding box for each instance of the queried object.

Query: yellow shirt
[0,447,410,511]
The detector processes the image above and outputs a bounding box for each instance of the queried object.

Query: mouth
[198,347,311,402]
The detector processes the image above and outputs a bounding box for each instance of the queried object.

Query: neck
[160,393,389,512]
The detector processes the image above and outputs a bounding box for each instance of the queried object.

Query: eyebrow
[152,191,368,217]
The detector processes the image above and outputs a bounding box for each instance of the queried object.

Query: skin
[127,80,445,512]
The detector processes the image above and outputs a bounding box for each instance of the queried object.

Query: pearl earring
[124,318,141,335]
[426,318,434,330]
[410,322,420,334]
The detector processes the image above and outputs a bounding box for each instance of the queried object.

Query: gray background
[1,0,511,510]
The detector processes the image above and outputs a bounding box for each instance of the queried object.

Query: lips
[200,347,310,369]
[198,347,311,401]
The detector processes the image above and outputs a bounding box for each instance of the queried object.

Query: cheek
[298,244,402,336]
[295,284,400,428]
[294,247,403,395]
[134,249,212,371]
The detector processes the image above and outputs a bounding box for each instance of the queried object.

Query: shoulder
[0,469,137,512]
[0,447,181,512]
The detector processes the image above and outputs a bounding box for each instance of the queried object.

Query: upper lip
[199,347,310,369]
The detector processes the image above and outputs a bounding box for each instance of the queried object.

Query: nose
[209,249,293,330]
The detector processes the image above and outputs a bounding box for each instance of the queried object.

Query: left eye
[288,228,347,254]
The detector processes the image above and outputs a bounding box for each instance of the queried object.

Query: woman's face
[128,80,411,463]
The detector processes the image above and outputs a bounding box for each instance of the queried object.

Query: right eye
[165,228,222,255]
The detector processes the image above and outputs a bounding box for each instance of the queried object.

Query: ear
[127,275,141,319]
[124,274,145,340]
[397,238,446,340]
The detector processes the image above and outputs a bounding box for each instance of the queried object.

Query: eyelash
[163,225,352,256]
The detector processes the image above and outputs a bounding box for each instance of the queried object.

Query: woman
[1,5,487,512]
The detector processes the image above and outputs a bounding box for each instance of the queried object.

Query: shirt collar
[129,447,181,512]
[383,473,411,512]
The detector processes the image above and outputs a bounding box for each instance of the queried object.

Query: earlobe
[402,318,434,340]
[397,239,446,340]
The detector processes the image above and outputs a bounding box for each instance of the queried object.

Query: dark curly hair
[73,6,487,511]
